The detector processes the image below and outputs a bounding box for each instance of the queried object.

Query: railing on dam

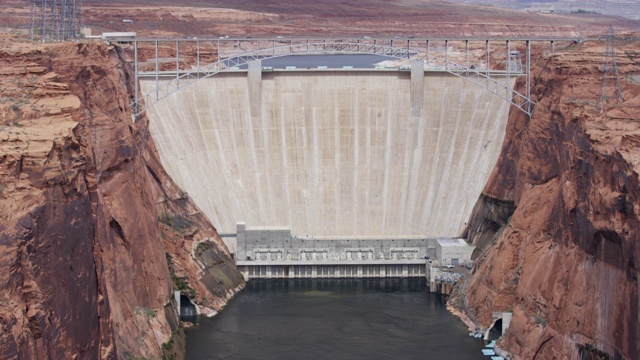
[238,264,428,280]
[123,36,580,117]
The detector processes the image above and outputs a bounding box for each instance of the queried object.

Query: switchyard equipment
[29,0,83,41]
[598,26,624,112]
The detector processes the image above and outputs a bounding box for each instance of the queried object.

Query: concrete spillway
[141,68,515,237]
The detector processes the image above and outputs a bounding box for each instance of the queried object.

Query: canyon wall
[0,36,243,359]
[461,37,640,358]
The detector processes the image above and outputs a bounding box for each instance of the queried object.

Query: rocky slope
[82,0,640,38]
[2,0,639,38]
[459,35,640,358]
[445,0,640,21]
[0,33,243,359]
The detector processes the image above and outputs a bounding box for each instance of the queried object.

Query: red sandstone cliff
[0,34,243,359]
[459,35,640,359]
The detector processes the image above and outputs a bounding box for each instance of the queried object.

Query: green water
[185,278,485,359]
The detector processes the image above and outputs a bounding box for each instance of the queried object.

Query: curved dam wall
[140,68,515,237]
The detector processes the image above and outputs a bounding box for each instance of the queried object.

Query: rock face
[461,36,640,358]
[0,35,243,359]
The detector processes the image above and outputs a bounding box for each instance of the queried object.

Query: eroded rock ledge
[0,34,243,359]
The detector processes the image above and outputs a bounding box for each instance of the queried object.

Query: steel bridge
[125,37,581,117]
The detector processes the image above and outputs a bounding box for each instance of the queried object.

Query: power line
[597,26,624,113]
[29,0,83,41]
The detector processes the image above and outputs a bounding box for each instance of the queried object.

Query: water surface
[185,279,484,359]
[236,54,399,69]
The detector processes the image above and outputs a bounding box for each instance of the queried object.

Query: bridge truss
[125,37,578,117]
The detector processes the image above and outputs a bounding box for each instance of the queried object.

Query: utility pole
[29,0,83,41]
[597,26,624,113]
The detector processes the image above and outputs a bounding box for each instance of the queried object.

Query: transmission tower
[597,26,623,113]
[29,0,83,41]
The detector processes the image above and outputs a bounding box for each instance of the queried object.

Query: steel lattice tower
[29,0,83,41]
[597,26,624,113]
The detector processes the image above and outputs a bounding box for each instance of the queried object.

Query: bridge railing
[132,42,532,117]
[443,61,532,115]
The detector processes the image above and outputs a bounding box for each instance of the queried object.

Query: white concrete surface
[141,70,515,237]
[436,238,475,266]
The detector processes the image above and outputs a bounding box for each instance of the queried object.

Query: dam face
[141,67,514,238]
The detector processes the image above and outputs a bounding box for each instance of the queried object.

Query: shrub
[133,306,156,318]
[158,212,193,232]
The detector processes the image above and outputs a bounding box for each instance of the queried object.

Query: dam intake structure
[234,223,474,294]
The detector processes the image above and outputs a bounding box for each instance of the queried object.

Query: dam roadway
[140,59,515,238]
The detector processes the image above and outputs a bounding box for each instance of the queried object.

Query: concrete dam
[140,63,515,241]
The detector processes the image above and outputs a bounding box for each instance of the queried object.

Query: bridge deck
[137,68,524,78]
[131,37,542,116]
[125,36,581,42]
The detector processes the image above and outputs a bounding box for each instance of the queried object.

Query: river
[184,279,486,359]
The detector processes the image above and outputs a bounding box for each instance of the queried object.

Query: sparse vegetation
[571,9,599,14]
[161,328,185,360]
[13,76,22,89]
[625,51,639,65]
[161,332,178,360]
[9,103,22,122]
[165,253,196,298]
[512,271,520,285]
[533,312,547,327]
[173,275,189,292]
[134,306,156,318]
[158,211,193,232]
[123,351,148,360]
[195,240,213,254]
[159,212,172,226]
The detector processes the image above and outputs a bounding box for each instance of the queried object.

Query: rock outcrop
[0,34,243,359]
[459,35,640,358]
[3,0,640,39]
